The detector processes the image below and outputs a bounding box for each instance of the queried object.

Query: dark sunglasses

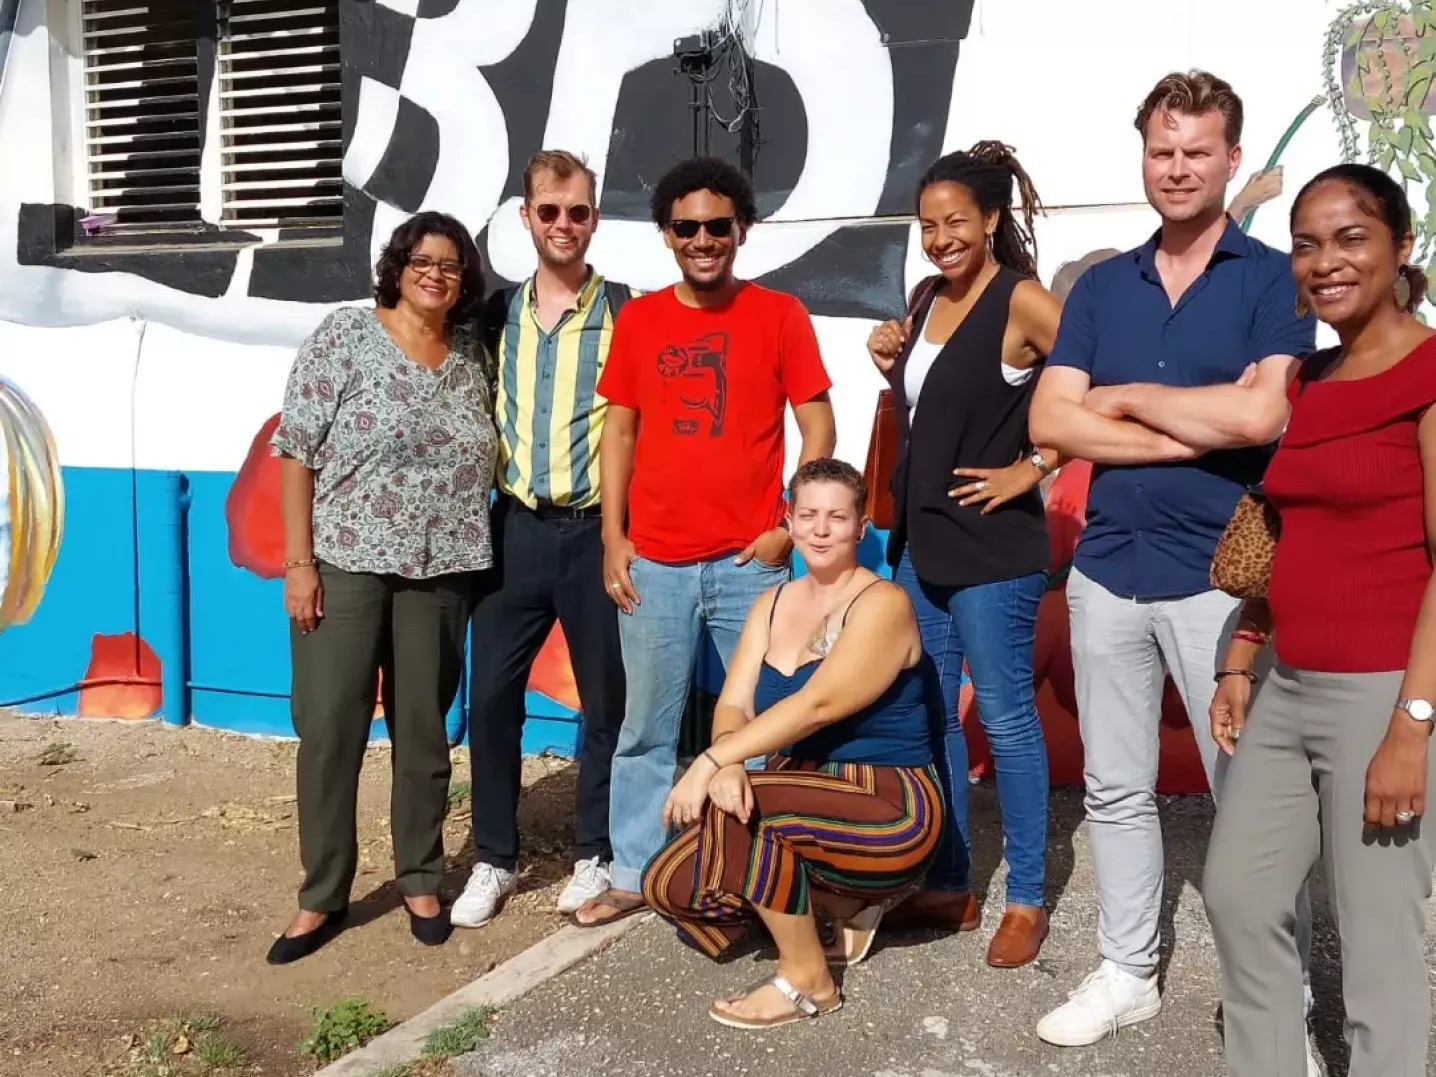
[533,202,593,225]
[669,216,736,239]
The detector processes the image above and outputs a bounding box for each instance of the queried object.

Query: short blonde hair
[523,149,598,204]
[1135,70,1244,148]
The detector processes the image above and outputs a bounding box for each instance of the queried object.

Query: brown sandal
[569,888,647,928]
[829,903,886,967]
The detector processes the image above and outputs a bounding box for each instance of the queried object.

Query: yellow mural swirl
[0,377,63,631]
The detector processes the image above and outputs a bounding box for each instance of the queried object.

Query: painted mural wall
[0,0,1417,792]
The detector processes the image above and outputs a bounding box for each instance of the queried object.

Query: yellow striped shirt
[489,271,631,510]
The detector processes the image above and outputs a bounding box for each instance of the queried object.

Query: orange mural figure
[77,633,162,720]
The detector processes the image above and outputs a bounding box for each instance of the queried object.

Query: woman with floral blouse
[265,211,496,964]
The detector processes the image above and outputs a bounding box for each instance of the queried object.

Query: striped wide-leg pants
[641,756,943,959]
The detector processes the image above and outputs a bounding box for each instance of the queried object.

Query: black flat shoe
[265,908,348,966]
[408,906,452,946]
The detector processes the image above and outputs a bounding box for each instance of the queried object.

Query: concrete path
[450,789,1428,1077]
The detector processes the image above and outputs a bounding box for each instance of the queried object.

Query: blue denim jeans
[608,554,791,893]
[894,550,1048,907]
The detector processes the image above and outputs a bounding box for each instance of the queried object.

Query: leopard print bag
[1209,489,1280,599]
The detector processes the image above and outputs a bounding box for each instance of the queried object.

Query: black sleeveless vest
[884,267,1050,588]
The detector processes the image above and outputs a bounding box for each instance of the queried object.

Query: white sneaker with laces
[1036,960,1162,1047]
[450,863,516,928]
[557,856,611,915]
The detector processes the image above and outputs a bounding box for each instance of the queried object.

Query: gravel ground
[0,714,580,1077]
[449,788,1436,1077]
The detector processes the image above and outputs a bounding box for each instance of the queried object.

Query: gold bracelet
[283,558,317,570]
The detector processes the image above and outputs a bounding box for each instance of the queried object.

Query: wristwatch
[1029,450,1052,477]
[1397,697,1434,723]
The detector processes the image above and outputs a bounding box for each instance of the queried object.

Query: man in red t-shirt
[573,156,835,926]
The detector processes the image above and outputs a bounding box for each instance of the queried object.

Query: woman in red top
[1203,164,1436,1077]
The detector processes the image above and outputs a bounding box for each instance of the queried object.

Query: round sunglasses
[533,202,593,225]
[669,216,736,239]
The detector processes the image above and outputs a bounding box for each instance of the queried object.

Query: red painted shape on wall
[226,413,286,579]
[529,624,581,711]
[989,460,1210,795]
[77,632,162,720]
[1044,459,1092,570]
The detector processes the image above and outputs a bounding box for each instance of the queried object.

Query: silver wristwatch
[1396,698,1434,723]
[1029,450,1052,477]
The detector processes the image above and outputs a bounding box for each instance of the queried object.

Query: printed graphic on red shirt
[657,332,727,436]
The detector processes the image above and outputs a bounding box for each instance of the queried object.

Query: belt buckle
[537,500,588,520]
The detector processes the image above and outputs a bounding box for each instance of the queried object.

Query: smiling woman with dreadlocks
[866,141,1065,968]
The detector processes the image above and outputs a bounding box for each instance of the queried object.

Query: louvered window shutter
[81,0,204,235]
[217,0,343,232]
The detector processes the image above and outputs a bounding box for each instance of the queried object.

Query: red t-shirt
[597,283,832,563]
[1266,337,1436,672]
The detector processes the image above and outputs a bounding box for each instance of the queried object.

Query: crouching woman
[641,458,944,1030]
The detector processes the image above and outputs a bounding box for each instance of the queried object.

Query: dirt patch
[0,714,579,1077]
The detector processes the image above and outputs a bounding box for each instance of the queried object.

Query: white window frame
[54,0,343,251]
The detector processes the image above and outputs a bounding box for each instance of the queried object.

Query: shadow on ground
[449,787,1408,1077]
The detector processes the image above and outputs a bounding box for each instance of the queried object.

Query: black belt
[521,498,603,522]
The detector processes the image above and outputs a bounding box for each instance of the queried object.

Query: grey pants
[1068,567,1312,979]
[290,562,472,911]
[1204,665,1435,1077]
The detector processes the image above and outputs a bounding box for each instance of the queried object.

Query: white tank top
[902,303,1035,421]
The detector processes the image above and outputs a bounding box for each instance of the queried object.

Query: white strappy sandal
[708,974,844,1030]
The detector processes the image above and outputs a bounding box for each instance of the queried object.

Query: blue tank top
[756,582,937,768]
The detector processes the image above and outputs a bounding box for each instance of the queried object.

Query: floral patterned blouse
[270,306,497,578]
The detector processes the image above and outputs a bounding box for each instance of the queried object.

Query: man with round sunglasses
[572,156,837,928]
[453,150,636,929]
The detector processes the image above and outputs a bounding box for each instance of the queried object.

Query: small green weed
[371,1065,413,1077]
[36,742,78,766]
[445,780,471,811]
[299,997,392,1063]
[421,1006,492,1058]
[142,1027,170,1063]
[193,1032,246,1071]
[185,1013,222,1034]
[129,1013,244,1075]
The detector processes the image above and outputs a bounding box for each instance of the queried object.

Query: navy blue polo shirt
[1048,218,1316,600]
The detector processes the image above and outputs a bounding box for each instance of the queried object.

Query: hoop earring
[1294,295,1309,319]
[1395,272,1413,311]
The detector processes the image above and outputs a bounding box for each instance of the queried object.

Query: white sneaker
[557,856,611,915]
[450,863,516,928]
[1036,960,1162,1047]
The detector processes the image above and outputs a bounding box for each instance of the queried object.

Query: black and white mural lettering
[3,0,973,342]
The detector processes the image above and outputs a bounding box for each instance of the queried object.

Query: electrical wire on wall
[677,0,763,170]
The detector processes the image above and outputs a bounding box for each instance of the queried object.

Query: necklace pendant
[808,622,834,658]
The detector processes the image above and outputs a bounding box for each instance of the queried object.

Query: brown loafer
[883,889,980,932]
[984,904,1048,968]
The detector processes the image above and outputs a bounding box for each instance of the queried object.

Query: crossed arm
[1031,262,1307,463]
[1031,354,1297,465]
[1085,354,1300,451]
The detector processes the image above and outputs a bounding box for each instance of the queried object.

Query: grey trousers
[1067,567,1312,980]
[290,562,472,911]
[1204,665,1435,1077]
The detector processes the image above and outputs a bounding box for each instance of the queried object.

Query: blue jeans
[894,550,1048,907]
[609,554,791,893]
